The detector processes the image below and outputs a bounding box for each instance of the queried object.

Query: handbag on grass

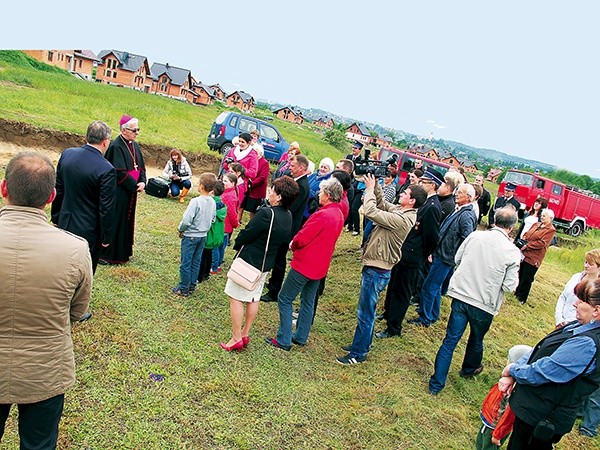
[227,208,275,291]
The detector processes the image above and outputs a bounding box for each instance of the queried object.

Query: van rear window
[215,112,228,124]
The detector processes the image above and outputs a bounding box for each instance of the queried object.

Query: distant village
[23,49,502,182]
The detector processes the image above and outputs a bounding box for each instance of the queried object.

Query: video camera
[354,151,398,178]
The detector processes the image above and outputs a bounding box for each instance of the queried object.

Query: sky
[3,1,599,176]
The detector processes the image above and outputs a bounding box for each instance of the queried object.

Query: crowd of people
[1,119,600,449]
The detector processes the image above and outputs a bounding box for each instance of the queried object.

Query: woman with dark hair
[221,132,258,181]
[162,149,192,203]
[516,197,548,240]
[220,176,299,352]
[515,208,556,304]
[503,277,600,449]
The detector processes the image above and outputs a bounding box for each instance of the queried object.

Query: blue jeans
[429,299,493,393]
[349,267,391,358]
[170,179,192,197]
[418,257,454,326]
[178,236,206,294]
[580,386,600,437]
[276,268,320,347]
[211,233,229,271]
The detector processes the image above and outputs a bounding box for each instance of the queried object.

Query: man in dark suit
[346,141,364,163]
[262,154,310,302]
[51,121,116,273]
[475,174,491,225]
[488,182,520,228]
[378,168,443,338]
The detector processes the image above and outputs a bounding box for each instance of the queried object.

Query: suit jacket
[51,144,116,246]
[400,195,442,266]
[289,174,310,236]
[489,195,520,226]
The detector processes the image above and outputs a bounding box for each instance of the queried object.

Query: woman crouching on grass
[220,176,299,352]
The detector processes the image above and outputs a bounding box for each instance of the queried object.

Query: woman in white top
[162,149,192,203]
[555,248,600,327]
[520,197,548,237]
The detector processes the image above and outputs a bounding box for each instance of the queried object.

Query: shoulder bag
[227,208,275,291]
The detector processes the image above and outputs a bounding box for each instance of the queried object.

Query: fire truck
[498,170,600,237]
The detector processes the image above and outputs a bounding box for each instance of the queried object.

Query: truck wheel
[220,142,233,154]
[568,222,584,237]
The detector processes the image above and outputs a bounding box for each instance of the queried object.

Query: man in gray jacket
[428,207,521,395]
[0,152,92,448]
[337,174,426,365]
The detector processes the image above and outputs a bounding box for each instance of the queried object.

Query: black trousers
[515,261,538,303]
[197,247,213,283]
[506,416,563,450]
[266,242,289,299]
[0,394,64,450]
[349,189,364,232]
[411,259,431,304]
[382,262,420,335]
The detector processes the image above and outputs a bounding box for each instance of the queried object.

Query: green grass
[1,50,599,449]
[0,190,598,449]
[0,50,346,163]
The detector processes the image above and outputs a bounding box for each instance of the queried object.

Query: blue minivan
[207,112,290,162]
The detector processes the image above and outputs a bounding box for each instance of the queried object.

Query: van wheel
[220,142,233,154]
[568,222,584,237]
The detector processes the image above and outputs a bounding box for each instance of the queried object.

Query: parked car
[207,112,289,161]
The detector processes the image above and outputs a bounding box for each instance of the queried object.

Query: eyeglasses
[125,128,140,133]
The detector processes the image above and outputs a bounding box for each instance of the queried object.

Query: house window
[162,76,168,83]
[47,51,53,61]
[78,60,82,68]
[113,71,117,78]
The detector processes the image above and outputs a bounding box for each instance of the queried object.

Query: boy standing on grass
[198,180,227,283]
[172,172,217,297]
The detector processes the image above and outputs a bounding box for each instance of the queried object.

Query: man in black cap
[377,168,443,338]
[346,142,364,163]
[488,182,520,228]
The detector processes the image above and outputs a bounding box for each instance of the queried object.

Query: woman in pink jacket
[211,173,239,274]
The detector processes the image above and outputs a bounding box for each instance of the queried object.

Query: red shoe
[242,336,250,348]
[220,340,244,352]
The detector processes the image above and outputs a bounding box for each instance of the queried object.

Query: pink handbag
[227,208,274,291]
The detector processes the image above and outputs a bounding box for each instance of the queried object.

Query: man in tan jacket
[0,152,92,449]
[337,174,426,365]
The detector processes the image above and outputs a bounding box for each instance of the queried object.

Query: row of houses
[23,49,256,111]
[22,50,495,175]
[345,122,480,173]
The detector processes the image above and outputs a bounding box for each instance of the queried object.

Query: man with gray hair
[266,178,345,350]
[428,207,521,395]
[0,152,92,448]
[409,183,477,328]
[52,121,116,273]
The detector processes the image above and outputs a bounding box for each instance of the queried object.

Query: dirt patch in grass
[0,117,221,175]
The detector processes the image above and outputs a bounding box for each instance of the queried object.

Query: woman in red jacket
[266,178,345,351]
[515,208,556,304]
[243,144,270,220]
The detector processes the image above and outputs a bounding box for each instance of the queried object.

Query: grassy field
[0,50,345,164]
[1,50,599,449]
[0,191,597,449]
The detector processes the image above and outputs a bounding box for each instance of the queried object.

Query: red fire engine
[498,170,600,237]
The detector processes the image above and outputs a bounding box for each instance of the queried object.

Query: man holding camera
[337,174,426,365]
